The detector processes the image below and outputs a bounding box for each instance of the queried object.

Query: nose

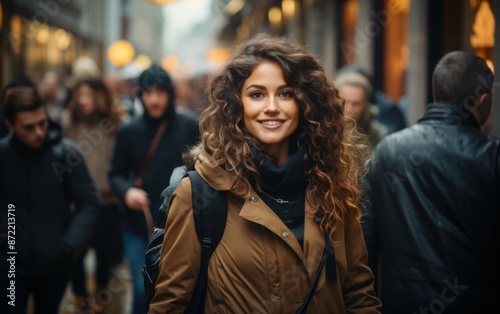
[34,125,44,138]
[264,96,280,113]
[151,92,160,102]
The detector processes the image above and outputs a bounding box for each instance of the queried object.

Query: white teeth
[261,121,282,126]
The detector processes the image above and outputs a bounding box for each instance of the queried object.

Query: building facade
[213,0,499,136]
[0,0,165,88]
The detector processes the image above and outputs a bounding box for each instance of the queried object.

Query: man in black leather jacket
[362,51,499,314]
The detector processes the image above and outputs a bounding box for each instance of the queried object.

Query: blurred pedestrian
[61,78,129,311]
[334,71,388,149]
[70,56,101,85]
[362,51,499,313]
[150,33,381,313]
[0,77,37,138]
[0,87,99,314]
[336,65,406,134]
[116,61,144,118]
[37,70,72,124]
[108,64,199,314]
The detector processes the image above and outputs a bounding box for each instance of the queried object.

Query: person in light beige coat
[62,77,128,310]
[149,33,381,314]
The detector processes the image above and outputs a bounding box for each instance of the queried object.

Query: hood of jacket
[136,63,176,122]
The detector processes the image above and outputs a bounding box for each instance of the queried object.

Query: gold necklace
[260,190,302,204]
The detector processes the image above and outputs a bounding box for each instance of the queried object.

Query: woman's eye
[280,91,294,98]
[250,92,263,98]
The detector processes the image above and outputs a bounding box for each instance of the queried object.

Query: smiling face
[241,61,300,162]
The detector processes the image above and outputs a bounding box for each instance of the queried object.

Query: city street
[1,1,499,313]
[59,251,132,314]
[26,251,133,314]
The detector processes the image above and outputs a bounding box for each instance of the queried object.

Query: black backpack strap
[324,235,336,282]
[186,170,227,314]
[296,234,336,314]
[154,166,189,228]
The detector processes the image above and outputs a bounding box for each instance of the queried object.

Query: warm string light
[108,40,135,67]
[470,1,495,48]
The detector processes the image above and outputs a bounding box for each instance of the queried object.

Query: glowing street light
[108,40,135,67]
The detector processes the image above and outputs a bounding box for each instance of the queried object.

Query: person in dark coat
[0,87,99,314]
[336,64,407,134]
[362,51,499,314]
[108,64,199,314]
[334,71,388,149]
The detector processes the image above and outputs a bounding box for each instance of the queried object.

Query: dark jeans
[123,230,148,314]
[71,204,123,297]
[1,254,73,314]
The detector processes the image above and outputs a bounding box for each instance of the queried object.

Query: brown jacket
[149,153,381,313]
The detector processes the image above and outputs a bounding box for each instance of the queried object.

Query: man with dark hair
[362,51,498,314]
[0,87,99,313]
[0,77,37,138]
[108,64,199,314]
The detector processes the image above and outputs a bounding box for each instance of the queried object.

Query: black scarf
[257,147,307,198]
[254,146,307,247]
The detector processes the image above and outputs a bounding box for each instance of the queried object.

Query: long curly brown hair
[199,33,369,236]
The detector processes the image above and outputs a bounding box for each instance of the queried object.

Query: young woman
[150,33,381,313]
[61,77,128,310]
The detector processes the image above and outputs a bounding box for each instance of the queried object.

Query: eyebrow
[245,84,289,91]
[22,118,47,128]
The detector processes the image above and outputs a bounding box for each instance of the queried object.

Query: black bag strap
[186,170,227,314]
[296,234,336,314]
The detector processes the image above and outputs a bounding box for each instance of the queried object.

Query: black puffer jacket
[362,103,500,314]
[0,126,99,277]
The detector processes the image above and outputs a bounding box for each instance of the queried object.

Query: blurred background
[0,0,498,133]
[0,1,498,313]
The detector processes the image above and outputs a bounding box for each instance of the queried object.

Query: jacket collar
[194,152,247,197]
[417,102,480,129]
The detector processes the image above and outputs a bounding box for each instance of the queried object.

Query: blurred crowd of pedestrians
[0,56,202,314]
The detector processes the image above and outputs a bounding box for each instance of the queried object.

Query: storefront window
[470,0,495,72]
[382,0,410,103]
[340,0,359,65]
